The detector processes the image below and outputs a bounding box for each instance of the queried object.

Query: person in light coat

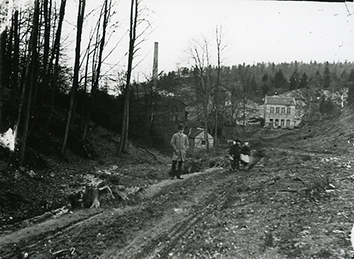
[240,141,251,170]
[170,123,189,179]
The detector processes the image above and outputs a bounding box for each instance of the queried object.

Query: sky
[4,0,354,81]
[103,0,354,81]
[135,0,354,73]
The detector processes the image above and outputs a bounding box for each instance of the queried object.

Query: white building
[188,128,214,150]
[264,96,296,129]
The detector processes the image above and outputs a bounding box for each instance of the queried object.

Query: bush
[319,97,339,118]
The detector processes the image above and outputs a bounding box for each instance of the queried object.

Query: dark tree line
[1,0,354,162]
[0,0,127,167]
[155,61,354,130]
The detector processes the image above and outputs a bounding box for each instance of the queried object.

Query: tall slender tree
[19,0,40,165]
[39,0,52,102]
[0,29,6,127]
[323,62,331,89]
[189,39,212,152]
[214,26,223,149]
[12,10,19,107]
[46,0,67,136]
[82,0,111,142]
[289,70,300,90]
[61,0,85,155]
[299,72,309,89]
[118,0,138,154]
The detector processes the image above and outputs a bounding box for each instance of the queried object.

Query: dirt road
[1,147,354,258]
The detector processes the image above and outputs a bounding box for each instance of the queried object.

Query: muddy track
[1,145,346,258]
[152,181,238,259]
[133,185,231,259]
[103,170,248,259]
[0,168,240,258]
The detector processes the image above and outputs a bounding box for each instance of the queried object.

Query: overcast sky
[63,0,354,80]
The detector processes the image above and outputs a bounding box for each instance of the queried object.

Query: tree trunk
[118,0,137,154]
[80,43,90,118]
[46,0,66,135]
[40,0,51,103]
[12,11,19,107]
[205,66,211,152]
[82,0,110,142]
[19,0,40,165]
[214,27,222,149]
[61,0,85,155]
[203,96,209,152]
[0,29,6,128]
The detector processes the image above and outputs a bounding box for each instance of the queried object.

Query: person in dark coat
[229,139,241,171]
[170,123,189,179]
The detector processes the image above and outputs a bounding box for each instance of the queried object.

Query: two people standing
[170,123,189,179]
[230,140,251,171]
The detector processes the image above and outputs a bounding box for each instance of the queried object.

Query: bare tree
[241,64,251,128]
[214,26,223,148]
[11,10,19,107]
[61,0,85,155]
[0,29,5,127]
[118,0,138,154]
[46,0,66,135]
[82,0,111,142]
[19,0,40,165]
[0,2,11,127]
[189,39,213,152]
[39,0,52,103]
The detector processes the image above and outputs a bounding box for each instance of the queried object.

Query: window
[281,107,285,114]
[276,107,280,113]
[286,120,290,126]
[281,119,285,126]
[270,107,274,113]
[270,119,273,124]
[201,140,206,145]
[287,108,291,114]
[275,119,279,126]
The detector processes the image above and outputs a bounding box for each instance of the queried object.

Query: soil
[1,112,354,258]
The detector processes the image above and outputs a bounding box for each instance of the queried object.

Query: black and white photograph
[1,0,354,258]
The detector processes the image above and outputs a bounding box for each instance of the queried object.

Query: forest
[1,0,354,165]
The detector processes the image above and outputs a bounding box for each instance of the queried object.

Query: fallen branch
[50,247,76,257]
[336,175,354,181]
[277,189,298,193]
[0,194,9,202]
[112,187,129,201]
[293,177,306,184]
[133,143,157,160]
[277,188,309,193]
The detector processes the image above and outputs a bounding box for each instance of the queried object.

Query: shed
[188,128,214,150]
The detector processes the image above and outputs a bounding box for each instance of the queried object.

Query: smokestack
[152,42,158,81]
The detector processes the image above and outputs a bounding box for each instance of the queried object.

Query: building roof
[188,128,204,139]
[188,128,213,139]
[265,96,295,105]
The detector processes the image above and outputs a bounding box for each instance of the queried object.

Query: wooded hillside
[1,1,354,166]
